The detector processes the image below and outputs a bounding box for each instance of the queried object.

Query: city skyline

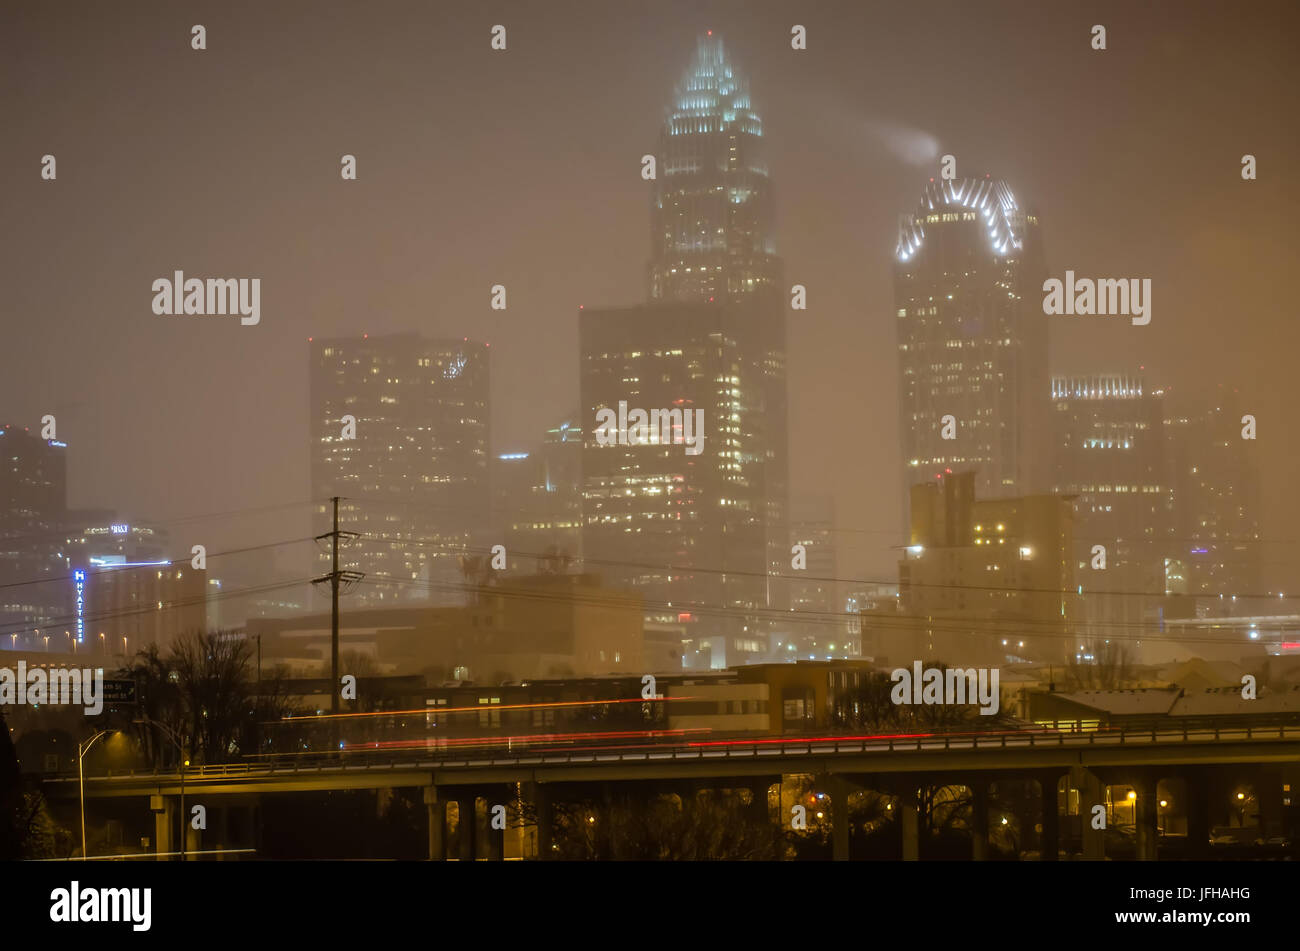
[3,0,1300,883]
[4,1,1296,596]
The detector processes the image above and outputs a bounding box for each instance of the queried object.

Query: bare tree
[1064,639,1134,690]
[170,629,255,764]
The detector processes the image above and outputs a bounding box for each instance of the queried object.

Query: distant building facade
[1049,372,1169,634]
[897,470,1078,666]
[250,573,643,683]
[580,299,785,669]
[894,178,1049,508]
[309,333,490,607]
[0,427,67,645]
[492,419,584,572]
[1164,385,1263,606]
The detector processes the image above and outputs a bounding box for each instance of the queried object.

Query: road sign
[102,678,137,703]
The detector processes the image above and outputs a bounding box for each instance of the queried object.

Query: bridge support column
[214,803,231,861]
[1182,768,1210,859]
[424,787,445,861]
[829,774,850,862]
[149,794,175,861]
[529,783,552,860]
[185,814,201,858]
[970,779,988,861]
[1072,766,1106,861]
[900,791,919,862]
[1038,770,1062,861]
[486,790,506,862]
[456,797,476,861]
[1254,766,1284,839]
[1134,770,1160,861]
[748,778,779,860]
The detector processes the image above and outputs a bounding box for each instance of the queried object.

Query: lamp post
[78,730,118,860]
[134,717,187,861]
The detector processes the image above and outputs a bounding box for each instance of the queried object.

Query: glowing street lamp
[78,730,120,860]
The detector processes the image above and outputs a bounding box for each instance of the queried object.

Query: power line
[0,498,322,547]
[0,577,315,638]
[349,533,1296,604]
[0,536,318,593]
[348,575,1282,649]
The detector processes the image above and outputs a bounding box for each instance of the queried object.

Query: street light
[134,717,187,861]
[78,730,119,860]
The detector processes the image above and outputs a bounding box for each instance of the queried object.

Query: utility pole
[313,497,362,745]
[330,495,340,715]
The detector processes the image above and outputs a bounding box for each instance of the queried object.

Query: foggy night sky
[2,0,1298,594]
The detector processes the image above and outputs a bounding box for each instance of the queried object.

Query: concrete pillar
[184,817,201,858]
[1039,771,1061,861]
[1255,767,1284,839]
[424,787,445,861]
[829,774,850,862]
[970,779,988,861]
[1183,768,1210,859]
[533,784,553,860]
[149,794,174,861]
[486,793,506,861]
[1134,771,1160,861]
[214,804,230,861]
[900,791,919,862]
[1072,766,1106,861]
[748,778,779,860]
[456,797,476,861]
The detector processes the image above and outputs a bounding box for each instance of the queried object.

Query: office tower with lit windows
[897,470,1077,666]
[651,33,788,602]
[580,300,779,669]
[492,418,585,573]
[1049,372,1169,633]
[1164,385,1262,608]
[785,497,841,660]
[578,35,789,668]
[895,177,1049,508]
[0,426,67,645]
[309,333,490,607]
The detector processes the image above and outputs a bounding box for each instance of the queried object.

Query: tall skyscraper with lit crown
[581,35,789,669]
[894,176,1049,507]
[648,33,782,304]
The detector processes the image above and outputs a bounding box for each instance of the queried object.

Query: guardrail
[48,722,1300,783]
